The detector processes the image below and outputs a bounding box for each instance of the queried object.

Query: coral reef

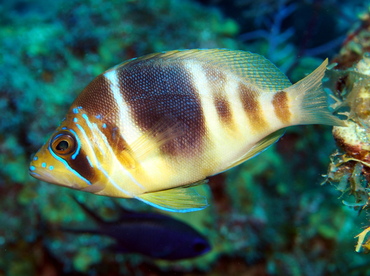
[1,0,370,275]
[323,11,370,254]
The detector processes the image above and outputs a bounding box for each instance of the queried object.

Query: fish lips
[29,155,91,190]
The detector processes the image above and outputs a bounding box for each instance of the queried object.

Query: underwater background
[1,0,370,275]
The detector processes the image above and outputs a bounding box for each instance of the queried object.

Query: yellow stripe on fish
[29,49,345,212]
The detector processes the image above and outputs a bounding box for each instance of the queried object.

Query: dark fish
[63,196,211,260]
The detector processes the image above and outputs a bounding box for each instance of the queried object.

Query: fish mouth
[29,161,88,190]
[29,158,56,183]
[29,169,43,180]
[29,162,46,180]
[29,164,64,186]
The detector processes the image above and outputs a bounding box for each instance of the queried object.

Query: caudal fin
[286,59,346,126]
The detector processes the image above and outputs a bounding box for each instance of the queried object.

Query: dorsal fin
[108,49,292,92]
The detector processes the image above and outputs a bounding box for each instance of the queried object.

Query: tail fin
[286,59,346,126]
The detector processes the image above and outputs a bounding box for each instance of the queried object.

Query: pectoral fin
[129,119,185,161]
[136,180,209,212]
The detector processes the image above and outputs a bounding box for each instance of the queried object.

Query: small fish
[29,49,344,212]
[63,197,211,260]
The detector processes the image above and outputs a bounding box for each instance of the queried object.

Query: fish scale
[29,49,345,212]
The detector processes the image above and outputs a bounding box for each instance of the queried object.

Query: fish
[62,196,211,260]
[29,49,345,212]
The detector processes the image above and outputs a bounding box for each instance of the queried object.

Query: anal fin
[136,180,209,212]
[223,129,285,171]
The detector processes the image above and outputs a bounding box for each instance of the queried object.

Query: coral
[239,0,297,72]
[323,11,370,254]
[333,12,370,69]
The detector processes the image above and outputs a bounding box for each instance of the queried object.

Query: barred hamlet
[29,49,345,212]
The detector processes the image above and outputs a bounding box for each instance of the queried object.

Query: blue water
[0,0,369,275]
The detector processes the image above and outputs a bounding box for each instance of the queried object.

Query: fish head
[29,107,119,194]
[29,128,90,189]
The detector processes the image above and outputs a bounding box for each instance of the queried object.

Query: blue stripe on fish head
[30,99,135,197]
[29,115,100,189]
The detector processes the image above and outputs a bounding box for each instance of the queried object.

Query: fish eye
[50,132,76,155]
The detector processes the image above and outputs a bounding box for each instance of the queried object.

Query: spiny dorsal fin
[109,49,292,92]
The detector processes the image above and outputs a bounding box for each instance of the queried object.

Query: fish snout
[192,237,211,255]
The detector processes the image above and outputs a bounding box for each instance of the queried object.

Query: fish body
[30,49,344,212]
[63,197,210,260]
